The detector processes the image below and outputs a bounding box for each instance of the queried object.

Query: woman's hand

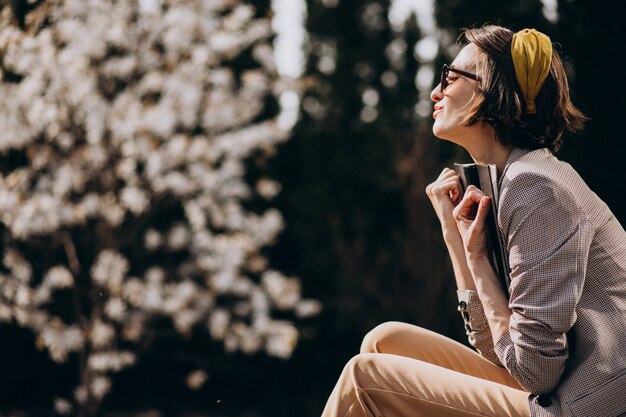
[452,185,491,259]
[453,186,511,344]
[426,168,477,291]
[425,168,463,235]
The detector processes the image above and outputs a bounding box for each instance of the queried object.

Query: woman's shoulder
[498,147,614,230]
[500,147,583,199]
[497,148,594,222]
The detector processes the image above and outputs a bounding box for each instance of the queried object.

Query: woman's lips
[433,105,443,119]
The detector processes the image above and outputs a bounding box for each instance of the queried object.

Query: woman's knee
[360,321,421,354]
[344,353,381,382]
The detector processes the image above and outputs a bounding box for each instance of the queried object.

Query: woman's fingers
[438,167,457,180]
[453,188,487,221]
[427,169,462,202]
[452,186,491,256]
[446,178,462,203]
[426,178,462,204]
[465,185,485,195]
[473,196,491,227]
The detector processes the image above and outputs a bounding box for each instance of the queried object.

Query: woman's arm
[426,170,500,363]
[465,253,511,346]
[442,220,475,291]
[443,229,502,364]
[455,177,593,395]
[426,168,475,290]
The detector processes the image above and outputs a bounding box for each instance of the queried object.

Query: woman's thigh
[360,321,522,389]
[322,352,530,417]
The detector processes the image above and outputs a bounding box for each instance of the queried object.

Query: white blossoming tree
[0,0,319,414]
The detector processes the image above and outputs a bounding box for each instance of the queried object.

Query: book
[453,163,511,296]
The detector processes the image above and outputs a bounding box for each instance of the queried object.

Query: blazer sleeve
[456,289,502,366]
[495,173,595,395]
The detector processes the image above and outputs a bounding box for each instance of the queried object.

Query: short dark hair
[461,25,586,153]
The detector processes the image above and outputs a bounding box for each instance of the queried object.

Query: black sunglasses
[440,64,481,93]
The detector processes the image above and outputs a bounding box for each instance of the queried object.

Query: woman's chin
[431,125,460,145]
[432,122,448,139]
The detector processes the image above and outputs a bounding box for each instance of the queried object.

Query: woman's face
[430,44,481,143]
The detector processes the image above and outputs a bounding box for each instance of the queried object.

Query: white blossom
[144,229,163,250]
[39,324,85,363]
[90,320,115,348]
[13,288,33,309]
[265,321,298,359]
[33,285,52,306]
[100,195,126,227]
[295,299,323,318]
[184,200,207,231]
[224,332,238,353]
[0,0,319,411]
[43,266,74,289]
[167,223,190,251]
[145,267,165,284]
[91,250,129,292]
[0,303,12,321]
[261,270,301,310]
[73,385,89,405]
[3,250,33,283]
[88,351,136,372]
[11,194,63,238]
[105,298,128,321]
[208,309,230,340]
[80,193,101,217]
[122,278,145,307]
[162,281,197,313]
[186,369,208,390]
[53,397,73,415]
[121,314,144,342]
[256,178,282,200]
[15,307,48,330]
[120,186,150,216]
[232,322,263,354]
[143,283,163,311]
[172,309,202,335]
[90,376,111,401]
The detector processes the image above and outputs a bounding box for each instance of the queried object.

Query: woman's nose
[430,84,443,102]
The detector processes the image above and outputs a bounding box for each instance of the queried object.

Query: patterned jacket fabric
[457,147,626,417]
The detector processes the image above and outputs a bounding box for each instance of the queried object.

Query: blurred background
[0,0,623,416]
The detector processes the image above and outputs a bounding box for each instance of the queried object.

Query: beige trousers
[321,322,530,417]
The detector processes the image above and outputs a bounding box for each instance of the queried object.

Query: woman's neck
[467,145,512,175]
[460,127,512,175]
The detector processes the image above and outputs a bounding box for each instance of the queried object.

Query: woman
[321,25,626,417]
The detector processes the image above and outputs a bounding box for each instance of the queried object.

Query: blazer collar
[497,146,546,190]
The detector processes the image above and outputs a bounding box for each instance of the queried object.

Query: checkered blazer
[457,147,626,417]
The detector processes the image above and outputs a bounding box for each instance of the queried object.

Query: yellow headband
[511,28,552,114]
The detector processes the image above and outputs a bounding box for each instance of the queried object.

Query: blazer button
[537,395,552,407]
